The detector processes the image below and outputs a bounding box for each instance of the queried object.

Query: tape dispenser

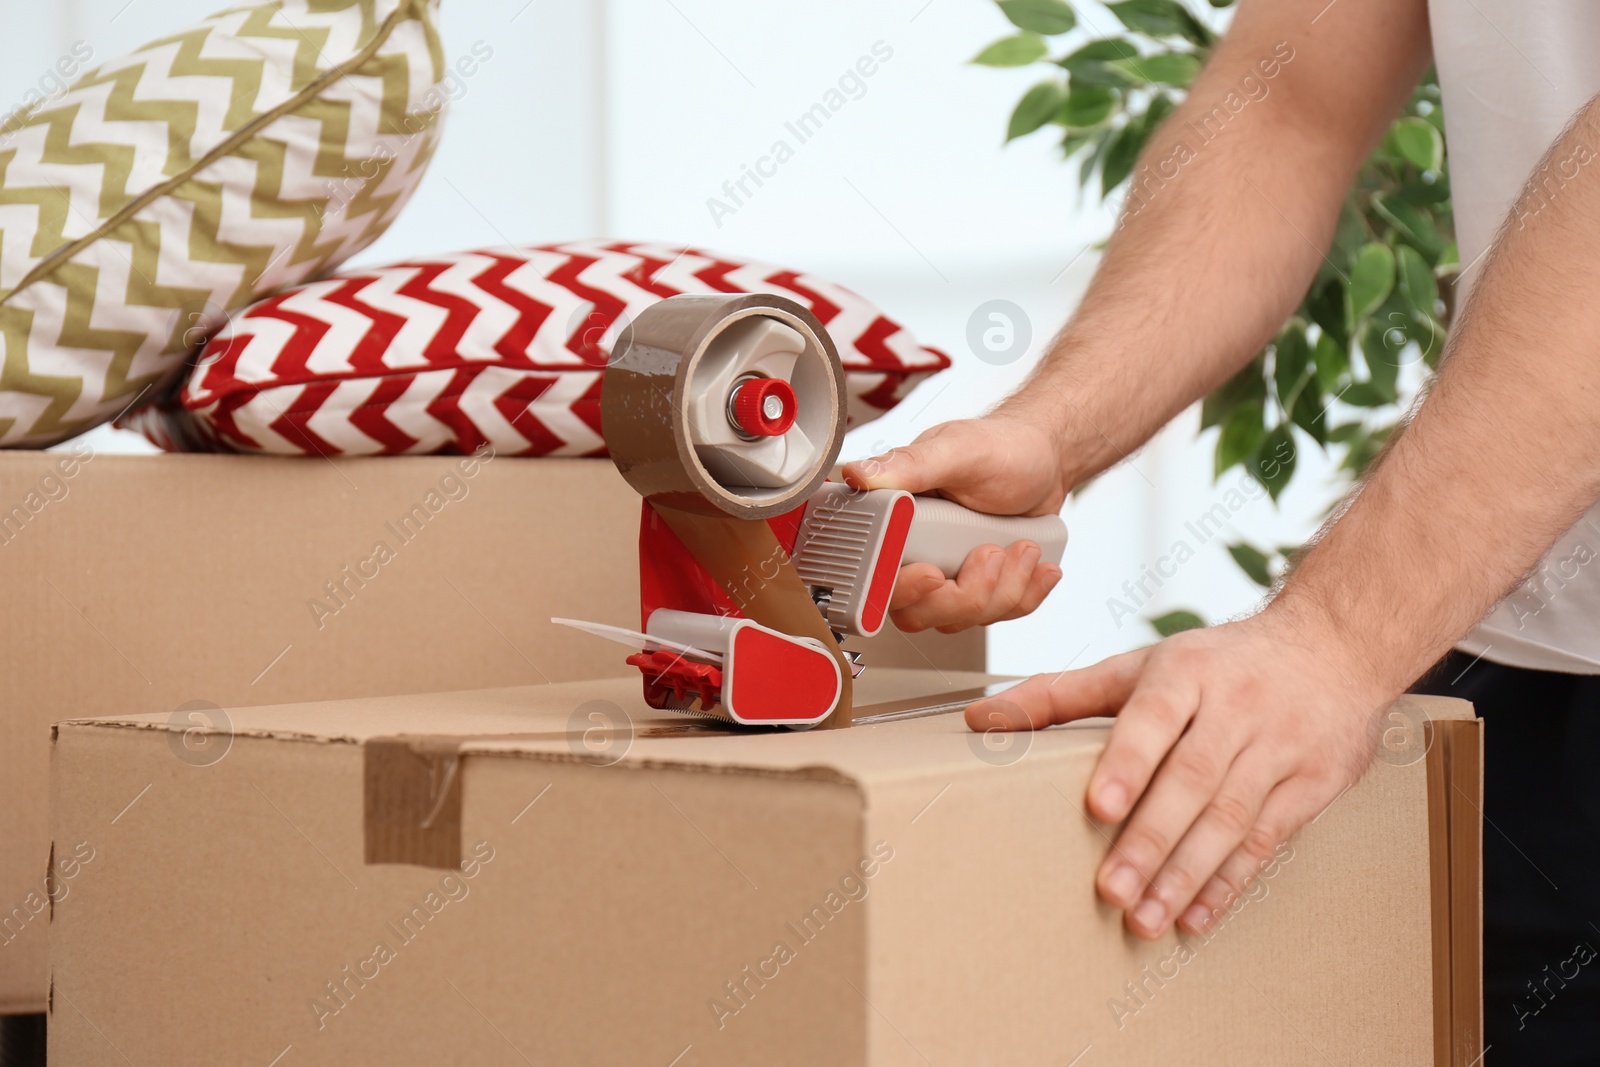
[554,293,1067,730]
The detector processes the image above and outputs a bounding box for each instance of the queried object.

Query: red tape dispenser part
[638,610,841,727]
[561,293,1069,731]
[597,293,854,729]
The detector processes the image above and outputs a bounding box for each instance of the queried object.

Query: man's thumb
[841,434,961,494]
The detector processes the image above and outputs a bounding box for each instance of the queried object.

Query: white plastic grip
[903,496,1068,578]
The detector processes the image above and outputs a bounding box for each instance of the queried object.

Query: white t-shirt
[1431,0,1600,674]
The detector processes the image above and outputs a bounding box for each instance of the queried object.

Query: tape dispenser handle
[905,496,1068,579]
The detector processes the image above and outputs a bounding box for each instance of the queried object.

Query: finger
[1126,752,1286,938]
[934,540,1040,634]
[995,561,1062,622]
[889,543,1004,633]
[1177,780,1321,935]
[1084,674,1201,825]
[840,423,969,494]
[1095,721,1238,919]
[987,540,1043,618]
[889,563,945,612]
[963,647,1150,733]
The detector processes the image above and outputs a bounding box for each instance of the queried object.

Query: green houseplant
[975,0,1456,634]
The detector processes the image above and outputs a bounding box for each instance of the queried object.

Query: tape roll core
[602,294,846,520]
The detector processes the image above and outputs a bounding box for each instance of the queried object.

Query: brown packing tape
[1446,719,1485,1064]
[1423,715,1486,1065]
[1426,720,1451,1067]
[654,505,854,729]
[602,293,844,520]
[602,293,855,729]
[359,690,993,868]
[364,737,464,870]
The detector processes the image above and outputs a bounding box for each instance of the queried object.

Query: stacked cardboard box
[0,452,977,1014]
[47,670,1480,1065]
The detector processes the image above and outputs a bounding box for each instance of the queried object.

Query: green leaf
[1391,171,1452,206]
[1062,38,1137,63]
[1215,400,1266,477]
[1150,609,1206,637]
[1060,39,1138,87]
[1273,325,1310,406]
[1327,421,1365,443]
[1251,424,1297,501]
[1312,331,1346,393]
[1306,280,1348,349]
[1105,0,1213,45]
[1278,325,1326,446]
[1008,80,1068,141]
[1389,116,1444,172]
[1101,120,1148,192]
[1340,381,1393,407]
[1227,543,1274,587]
[1360,318,1401,402]
[1327,199,1373,277]
[1107,51,1201,88]
[1078,127,1114,185]
[972,32,1048,67]
[1395,244,1438,310]
[1371,195,1444,260]
[1060,84,1117,128]
[1200,360,1266,429]
[1347,242,1395,325]
[1059,129,1096,158]
[1289,378,1328,446]
[998,0,1077,35]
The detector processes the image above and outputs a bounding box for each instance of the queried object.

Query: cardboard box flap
[56,676,1476,783]
[58,670,1038,780]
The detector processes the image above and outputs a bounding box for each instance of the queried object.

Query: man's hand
[840,414,1068,632]
[966,608,1388,939]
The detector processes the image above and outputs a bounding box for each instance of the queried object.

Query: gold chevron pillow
[0,0,447,446]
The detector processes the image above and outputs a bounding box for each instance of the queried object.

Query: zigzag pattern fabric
[0,0,447,446]
[122,240,953,456]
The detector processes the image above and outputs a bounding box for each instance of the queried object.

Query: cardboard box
[0,453,978,1013]
[48,670,1479,1064]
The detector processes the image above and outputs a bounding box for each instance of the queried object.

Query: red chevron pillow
[119,240,950,456]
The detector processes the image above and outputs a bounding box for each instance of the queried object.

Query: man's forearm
[1004,0,1430,486]
[1273,98,1600,696]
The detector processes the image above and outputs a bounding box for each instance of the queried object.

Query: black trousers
[1413,651,1600,1063]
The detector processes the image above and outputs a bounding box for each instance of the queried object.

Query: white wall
[10,0,1342,675]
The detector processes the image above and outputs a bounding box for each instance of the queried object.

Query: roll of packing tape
[602,293,855,728]
[602,293,846,519]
